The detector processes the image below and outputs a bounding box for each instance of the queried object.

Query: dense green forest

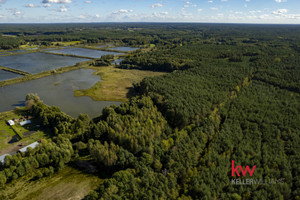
[0,23,299,200]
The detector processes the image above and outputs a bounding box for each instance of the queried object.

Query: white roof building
[19,141,39,152]
[19,120,31,126]
[7,120,15,126]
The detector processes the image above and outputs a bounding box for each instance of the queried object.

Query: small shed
[19,120,31,126]
[7,120,15,126]
[18,141,39,152]
[0,154,9,164]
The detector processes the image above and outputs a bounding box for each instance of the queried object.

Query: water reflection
[0,52,88,74]
[0,69,121,118]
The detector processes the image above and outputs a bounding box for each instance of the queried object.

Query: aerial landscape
[0,0,299,200]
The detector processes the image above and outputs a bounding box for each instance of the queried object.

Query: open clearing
[0,111,17,151]
[0,166,102,200]
[74,66,166,101]
[0,110,47,154]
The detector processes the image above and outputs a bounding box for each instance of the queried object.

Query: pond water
[0,70,23,81]
[109,47,139,52]
[0,52,89,74]
[0,69,121,118]
[48,48,122,58]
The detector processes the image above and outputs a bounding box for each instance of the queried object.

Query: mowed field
[0,166,102,200]
[0,111,17,151]
[0,111,47,155]
[74,66,166,101]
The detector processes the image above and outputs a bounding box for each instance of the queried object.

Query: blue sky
[0,0,299,23]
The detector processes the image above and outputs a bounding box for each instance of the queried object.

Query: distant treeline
[1,23,300,50]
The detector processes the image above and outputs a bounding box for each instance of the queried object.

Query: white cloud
[221,0,228,2]
[13,11,22,15]
[210,7,218,10]
[275,0,287,2]
[0,14,5,18]
[273,10,299,19]
[25,3,40,8]
[151,3,163,8]
[245,0,250,2]
[208,0,213,3]
[85,1,92,3]
[271,8,299,19]
[259,14,270,19]
[152,12,170,18]
[197,9,203,12]
[79,15,86,19]
[249,10,261,14]
[286,14,300,19]
[112,9,133,14]
[184,3,197,8]
[181,12,193,17]
[272,9,288,15]
[42,0,72,3]
[95,14,100,18]
[26,3,34,7]
[59,5,67,12]
[43,3,51,7]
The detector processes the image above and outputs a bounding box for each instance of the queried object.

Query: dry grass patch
[0,166,102,200]
[75,66,166,102]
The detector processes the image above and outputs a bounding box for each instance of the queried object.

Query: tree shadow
[126,87,138,99]
[70,160,117,180]
[8,135,19,144]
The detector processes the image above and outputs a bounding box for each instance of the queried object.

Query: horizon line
[0,22,300,25]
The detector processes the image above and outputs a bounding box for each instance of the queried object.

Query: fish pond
[0,52,89,74]
[0,70,23,81]
[0,69,121,118]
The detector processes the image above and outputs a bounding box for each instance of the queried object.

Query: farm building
[7,120,15,126]
[0,154,10,164]
[19,120,31,126]
[18,141,39,152]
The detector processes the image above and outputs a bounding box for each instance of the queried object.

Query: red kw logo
[232,160,256,177]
